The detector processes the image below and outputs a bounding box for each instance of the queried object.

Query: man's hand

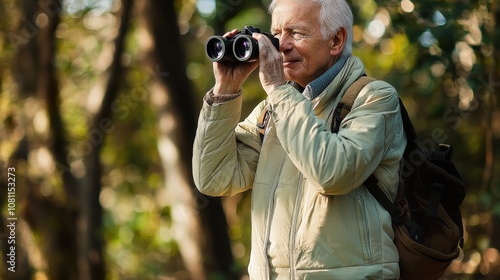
[213,29,259,96]
[252,33,286,95]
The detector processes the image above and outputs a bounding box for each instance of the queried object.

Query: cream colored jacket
[193,56,406,279]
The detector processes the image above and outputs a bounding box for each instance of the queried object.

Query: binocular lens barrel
[233,35,258,62]
[205,36,231,62]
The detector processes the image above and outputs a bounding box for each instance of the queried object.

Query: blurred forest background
[0,0,499,279]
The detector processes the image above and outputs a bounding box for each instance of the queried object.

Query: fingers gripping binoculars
[205,26,279,62]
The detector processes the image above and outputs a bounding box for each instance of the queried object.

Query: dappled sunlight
[28,147,55,178]
[32,109,49,135]
[400,0,415,13]
[454,42,476,72]
[196,0,216,17]
[363,8,390,45]
[448,248,500,277]
[457,77,475,110]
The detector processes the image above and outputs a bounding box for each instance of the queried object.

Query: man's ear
[330,27,347,56]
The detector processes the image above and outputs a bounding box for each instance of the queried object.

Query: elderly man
[193,0,406,279]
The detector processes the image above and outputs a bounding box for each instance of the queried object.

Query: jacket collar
[304,55,349,100]
[310,56,367,113]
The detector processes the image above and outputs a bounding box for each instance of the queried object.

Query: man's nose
[279,34,293,53]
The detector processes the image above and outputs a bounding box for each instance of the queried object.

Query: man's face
[271,0,339,87]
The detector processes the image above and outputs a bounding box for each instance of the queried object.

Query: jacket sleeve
[192,91,265,197]
[267,81,402,195]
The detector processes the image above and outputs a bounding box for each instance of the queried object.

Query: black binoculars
[205,26,279,62]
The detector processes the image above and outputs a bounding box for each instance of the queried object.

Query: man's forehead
[271,0,321,12]
[271,1,320,29]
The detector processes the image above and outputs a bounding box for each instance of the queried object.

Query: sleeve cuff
[204,88,243,105]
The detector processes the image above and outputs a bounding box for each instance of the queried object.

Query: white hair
[268,0,353,56]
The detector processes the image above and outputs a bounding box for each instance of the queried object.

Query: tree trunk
[11,0,80,279]
[6,0,133,279]
[487,0,500,252]
[78,0,133,279]
[140,1,237,279]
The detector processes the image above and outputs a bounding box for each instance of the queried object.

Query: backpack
[257,76,466,280]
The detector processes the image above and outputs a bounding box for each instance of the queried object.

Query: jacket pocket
[355,194,373,262]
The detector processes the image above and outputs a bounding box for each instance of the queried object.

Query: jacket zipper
[355,196,373,262]
[289,176,303,279]
[263,151,287,280]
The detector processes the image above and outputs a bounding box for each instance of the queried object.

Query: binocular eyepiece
[205,26,279,62]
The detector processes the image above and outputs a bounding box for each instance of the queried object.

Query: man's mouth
[283,60,299,67]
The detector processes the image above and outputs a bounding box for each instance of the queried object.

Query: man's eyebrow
[287,24,307,30]
[271,24,308,32]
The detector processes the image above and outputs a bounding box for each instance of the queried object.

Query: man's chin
[284,71,301,84]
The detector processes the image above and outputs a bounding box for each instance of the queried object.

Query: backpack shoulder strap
[259,75,376,141]
[257,105,270,142]
[398,98,418,154]
[331,75,376,133]
[332,76,411,225]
